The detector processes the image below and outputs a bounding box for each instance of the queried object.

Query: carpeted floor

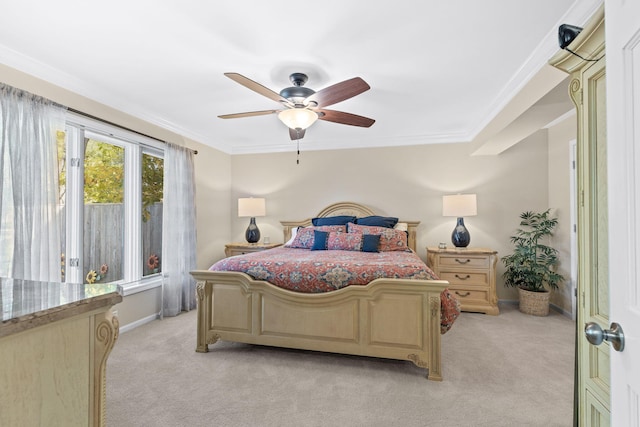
[106,304,575,427]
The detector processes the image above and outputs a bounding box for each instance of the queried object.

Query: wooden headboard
[280,201,419,251]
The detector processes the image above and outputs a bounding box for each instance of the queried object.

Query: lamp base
[451,217,470,248]
[245,217,261,243]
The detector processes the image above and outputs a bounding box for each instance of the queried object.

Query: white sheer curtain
[162,142,197,316]
[0,84,65,282]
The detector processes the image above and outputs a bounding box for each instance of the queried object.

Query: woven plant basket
[518,287,550,316]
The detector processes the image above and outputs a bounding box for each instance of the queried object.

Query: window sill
[120,276,163,297]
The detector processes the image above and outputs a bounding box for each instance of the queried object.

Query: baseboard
[498,299,574,319]
[119,312,161,334]
[498,299,519,307]
[550,303,574,318]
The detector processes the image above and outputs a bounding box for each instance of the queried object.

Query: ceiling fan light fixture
[278,108,318,130]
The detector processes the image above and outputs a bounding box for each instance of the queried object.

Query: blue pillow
[355,216,399,228]
[312,215,357,226]
[311,230,329,251]
[361,234,380,253]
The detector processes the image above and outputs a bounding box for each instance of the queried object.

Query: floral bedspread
[209,247,460,333]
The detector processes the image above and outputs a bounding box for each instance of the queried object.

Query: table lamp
[238,197,266,243]
[442,194,477,248]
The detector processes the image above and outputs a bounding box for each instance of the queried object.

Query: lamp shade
[442,194,477,217]
[238,198,266,217]
[278,108,318,130]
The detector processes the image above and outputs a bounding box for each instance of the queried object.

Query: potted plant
[501,210,565,316]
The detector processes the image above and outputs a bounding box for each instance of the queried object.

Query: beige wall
[191,140,232,268]
[229,132,559,303]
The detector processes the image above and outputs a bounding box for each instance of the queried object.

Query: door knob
[584,322,625,352]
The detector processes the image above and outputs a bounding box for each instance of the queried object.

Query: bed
[190,202,458,380]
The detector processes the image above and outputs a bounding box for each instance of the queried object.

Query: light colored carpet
[106,304,575,427]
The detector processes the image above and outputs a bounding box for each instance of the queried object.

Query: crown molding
[229,131,472,155]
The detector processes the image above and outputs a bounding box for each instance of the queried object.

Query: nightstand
[224,242,282,257]
[427,247,499,315]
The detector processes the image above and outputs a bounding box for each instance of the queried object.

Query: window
[142,152,163,277]
[83,138,125,284]
[61,113,165,292]
[57,130,67,281]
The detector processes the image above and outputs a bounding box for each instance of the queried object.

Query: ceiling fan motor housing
[279,73,315,104]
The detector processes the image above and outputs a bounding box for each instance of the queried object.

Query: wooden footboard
[191,270,449,381]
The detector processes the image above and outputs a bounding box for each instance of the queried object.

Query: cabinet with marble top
[0,277,122,427]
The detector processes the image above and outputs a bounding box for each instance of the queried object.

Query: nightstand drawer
[437,255,489,269]
[450,287,490,304]
[438,271,490,287]
[227,249,252,256]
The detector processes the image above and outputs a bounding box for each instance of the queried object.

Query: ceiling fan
[218,72,375,140]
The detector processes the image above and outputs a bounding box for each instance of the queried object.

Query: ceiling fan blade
[218,110,280,119]
[289,128,306,140]
[224,73,294,107]
[305,77,370,108]
[317,109,375,127]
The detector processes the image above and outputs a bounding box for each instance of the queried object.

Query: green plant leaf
[502,209,565,291]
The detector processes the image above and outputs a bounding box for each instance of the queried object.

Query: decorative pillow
[311,230,329,251]
[355,215,399,228]
[347,222,408,251]
[287,225,346,249]
[312,215,357,226]
[361,234,380,253]
[327,232,363,251]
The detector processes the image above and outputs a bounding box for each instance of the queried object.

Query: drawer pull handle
[455,258,471,264]
[455,274,471,280]
[455,291,471,297]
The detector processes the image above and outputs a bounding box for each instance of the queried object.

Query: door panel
[580,53,610,423]
[588,344,610,393]
[585,389,610,427]
[605,1,640,425]
[592,71,609,323]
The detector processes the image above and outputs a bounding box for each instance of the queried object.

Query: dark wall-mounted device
[558,24,583,49]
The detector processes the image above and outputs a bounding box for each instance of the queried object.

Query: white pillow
[394,222,408,232]
[284,226,299,246]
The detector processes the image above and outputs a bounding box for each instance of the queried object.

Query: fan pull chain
[297,140,300,165]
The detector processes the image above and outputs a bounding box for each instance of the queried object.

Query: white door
[605,1,640,425]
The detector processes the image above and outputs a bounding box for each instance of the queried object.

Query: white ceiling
[0,1,600,155]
